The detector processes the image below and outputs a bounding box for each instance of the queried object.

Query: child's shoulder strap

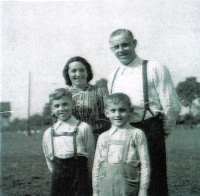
[122,129,133,163]
[50,126,55,160]
[50,121,81,159]
[73,121,81,158]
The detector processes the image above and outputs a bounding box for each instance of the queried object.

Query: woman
[63,56,110,143]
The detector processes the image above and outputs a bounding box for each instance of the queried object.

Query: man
[107,29,181,196]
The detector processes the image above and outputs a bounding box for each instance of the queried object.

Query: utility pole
[27,71,31,136]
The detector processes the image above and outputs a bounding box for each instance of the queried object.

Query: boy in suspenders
[92,93,150,196]
[108,29,181,196]
[43,88,95,196]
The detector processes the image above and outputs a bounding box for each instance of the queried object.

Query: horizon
[1,0,200,119]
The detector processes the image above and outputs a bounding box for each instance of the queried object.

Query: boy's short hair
[104,93,132,109]
[109,29,134,43]
[49,88,72,104]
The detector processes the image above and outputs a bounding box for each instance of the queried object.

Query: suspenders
[51,121,81,160]
[110,67,120,94]
[110,60,154,121]
[141,60,154,121]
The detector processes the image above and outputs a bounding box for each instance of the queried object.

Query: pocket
[124,161,140,195]
[99,161,106,178]
[124,160,140,181]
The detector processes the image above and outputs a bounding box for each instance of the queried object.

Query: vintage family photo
[1,1,200,195]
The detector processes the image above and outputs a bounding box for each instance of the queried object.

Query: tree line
[4,77,200,132]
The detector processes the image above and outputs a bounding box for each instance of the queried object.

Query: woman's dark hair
[63,56,93,85]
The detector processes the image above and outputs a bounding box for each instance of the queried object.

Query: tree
[176,77,200,114]
[42,103,52,125]
[7,118,27,131]
[29,114,43,130]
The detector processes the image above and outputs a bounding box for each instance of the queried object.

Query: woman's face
[68,61,88,88]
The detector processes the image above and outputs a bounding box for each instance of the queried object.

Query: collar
[120,56,143,69]
[68,84,92,93]
[109,122,130,137]
[54,116,77,130]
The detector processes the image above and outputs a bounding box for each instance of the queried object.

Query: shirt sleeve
[152,63,181,135]
[81,123,95,177]
[135,130,150,196]
[42,130,54,172]
[92,136,102,196]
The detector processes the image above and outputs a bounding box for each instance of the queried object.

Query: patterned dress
[66,84,109,142]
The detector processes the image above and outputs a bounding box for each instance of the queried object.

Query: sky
[1,0,200,119]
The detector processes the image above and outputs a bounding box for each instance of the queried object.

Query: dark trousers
[131,114,168,196]
[51,156,90,196]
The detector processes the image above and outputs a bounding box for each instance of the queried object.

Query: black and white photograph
[1,0,200,195]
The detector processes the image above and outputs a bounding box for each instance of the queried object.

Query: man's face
[110,32,137,65]
[105,102,131,127]
[51,96,73,122]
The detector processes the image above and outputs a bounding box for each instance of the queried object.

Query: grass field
[1,126,200,196]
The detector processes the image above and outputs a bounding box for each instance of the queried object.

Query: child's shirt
[43,116,95,172]
[92,122,150,196]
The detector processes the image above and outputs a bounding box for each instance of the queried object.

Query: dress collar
[68,84,92,93]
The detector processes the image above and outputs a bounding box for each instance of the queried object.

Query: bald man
[107,29,181,196]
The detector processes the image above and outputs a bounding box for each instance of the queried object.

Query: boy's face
[51,96,74,122]
[105,102,131,127]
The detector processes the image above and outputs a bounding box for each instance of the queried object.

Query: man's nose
[118,45,125,52]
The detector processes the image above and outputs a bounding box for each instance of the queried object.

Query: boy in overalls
[43,88,95,196]
[92,93,150,196]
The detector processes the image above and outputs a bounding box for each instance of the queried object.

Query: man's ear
[133,39,137,48]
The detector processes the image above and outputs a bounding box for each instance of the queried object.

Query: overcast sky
[1,0,200,119]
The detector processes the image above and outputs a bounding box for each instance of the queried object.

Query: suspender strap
[73,121,81,158]
[51,121,81,159]
[51,127,55,160]
[111,61,154,121]
[110,67,120,94]
[142,60,149,110]
[141,60,154,121]
[122,129,132,163]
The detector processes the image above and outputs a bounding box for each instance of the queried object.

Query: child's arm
[81,123,95,180]
[43,142,54,172]
[92,137,102,196]
[135,130,150,196]
[42,130,54,172]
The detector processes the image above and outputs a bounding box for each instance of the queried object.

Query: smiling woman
[63,56,110,143]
